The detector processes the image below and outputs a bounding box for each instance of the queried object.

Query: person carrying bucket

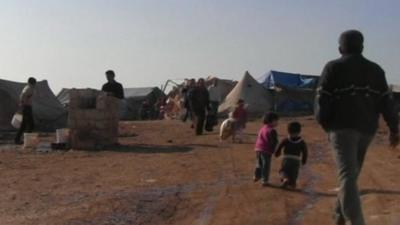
[15,77,36,145]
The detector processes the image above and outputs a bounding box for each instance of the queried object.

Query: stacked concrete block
[68,89,119,150]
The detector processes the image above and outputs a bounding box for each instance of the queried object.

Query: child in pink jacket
[254,112,279,186]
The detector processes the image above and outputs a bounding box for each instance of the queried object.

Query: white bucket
[11,113,23,129]
[56,128,70,144]
[23,133,40,149]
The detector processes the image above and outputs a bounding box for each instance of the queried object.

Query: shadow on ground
[110,144,193,154]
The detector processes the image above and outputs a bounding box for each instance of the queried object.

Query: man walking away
[15,77,37,144]
[190,78,210,135]
[101,70,124,99]
[316,30,399,225]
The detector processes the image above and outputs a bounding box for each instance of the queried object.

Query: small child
[254,112,279,186]
[232,99,248,143]
[275,122,308,189]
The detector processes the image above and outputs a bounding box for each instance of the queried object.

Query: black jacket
[275,137,308,165]
[102,81,124,99]
[315,54,398,134]
[189,86,210,112]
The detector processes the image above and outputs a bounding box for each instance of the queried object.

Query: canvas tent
[390,84,400,112]
[257,70,319,114]
[0,79,67,131]
[57,88,71,107]
[219,71,272,115]
[121,87,166,120]
[206,76,237,103]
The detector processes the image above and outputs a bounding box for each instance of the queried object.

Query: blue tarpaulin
[258,70,319,90]
[257,70,319,114]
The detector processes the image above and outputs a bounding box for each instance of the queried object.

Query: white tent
[218,71,273,115]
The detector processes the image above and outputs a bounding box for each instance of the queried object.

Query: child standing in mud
[253,112,279,186]
[275,122,308,189]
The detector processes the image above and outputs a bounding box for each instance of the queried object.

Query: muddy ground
[1,117,400,225]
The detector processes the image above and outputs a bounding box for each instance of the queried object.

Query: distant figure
[155,97,167,120]
[253,112,279,186]
[140,100,151,120]
[15,77,37,144]
[182,79,196,123]
[189,78,210,135]
[232,99,248,143]
[207,79,221,128]
[275,122,308,189]
[101,70,124,99]
[316,30,399,225]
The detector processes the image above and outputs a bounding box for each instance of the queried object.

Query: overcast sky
[1,0,399,92]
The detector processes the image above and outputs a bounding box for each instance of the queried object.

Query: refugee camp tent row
[0,79,67,131]
[56,87,166,121]
[257,70,319,115]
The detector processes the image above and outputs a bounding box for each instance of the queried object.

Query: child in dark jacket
[254,112,279,186]
[275,122,308,189]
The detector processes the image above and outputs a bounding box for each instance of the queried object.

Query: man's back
[317,54,397,134]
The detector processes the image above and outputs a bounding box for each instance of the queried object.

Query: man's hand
[389,133,400,148]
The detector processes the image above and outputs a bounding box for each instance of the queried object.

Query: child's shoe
[253,176,260,182]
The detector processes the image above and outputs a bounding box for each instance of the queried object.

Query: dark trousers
[279,158,300,186]
[193,109,206,135]
[254,152,272,182]
[182,107,193,122]
[15,106,34,143]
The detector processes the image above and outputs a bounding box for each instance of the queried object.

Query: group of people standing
[181,78,215,135]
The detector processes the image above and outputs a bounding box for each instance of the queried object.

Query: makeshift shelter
[257,70,319,114]
[258,70,319,90]
[219,71,273,116]
[0,79,67,131]
[206,76,237,103]
[56,88,71,107]
[122,87,166,120]
[390,84,400,112]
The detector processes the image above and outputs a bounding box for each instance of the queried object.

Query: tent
[390,84,400,112]
[258,70,319,90]
[0,79,67,131]
[206,76,237,103]
[122,87,166,120]
[56,88,71,107]
[219,71,273,115]
[257,70,319,114]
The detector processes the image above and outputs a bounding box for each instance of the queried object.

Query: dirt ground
[1,117,400,225]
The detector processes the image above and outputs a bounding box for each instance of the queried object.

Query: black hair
[339,30,364,54]
[28,77,37,85]
[105,70,115,78]
[288,122,302,134]
[263,112,279,124]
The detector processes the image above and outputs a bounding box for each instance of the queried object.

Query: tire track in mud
[287,142,330,225]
